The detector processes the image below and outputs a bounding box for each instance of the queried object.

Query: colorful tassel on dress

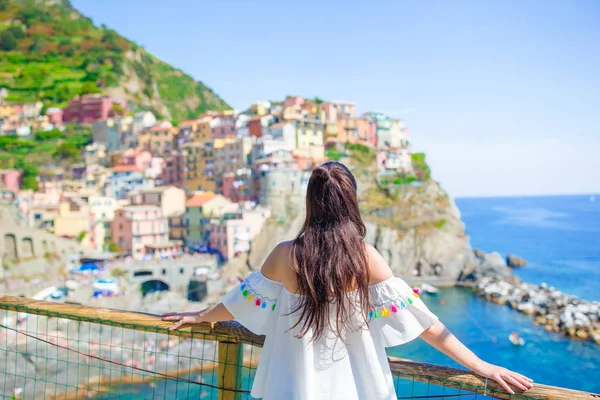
[240,284,246,291]
[242,289,249,297]
[391,305,398,313]
[413,292,419,299]
[255,299,261,306]
[368,311,374,319]
[261,302,267,309]
[374,310,380,318]
[271,304,276,311]
[248,295,253,302]
[381,308,389,317]
[407,297,413,305]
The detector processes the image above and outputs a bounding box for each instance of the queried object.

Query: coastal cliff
[239,156,497,284]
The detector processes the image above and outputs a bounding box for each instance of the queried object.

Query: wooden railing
[0,295,597,400]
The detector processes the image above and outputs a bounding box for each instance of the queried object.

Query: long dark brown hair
[290,161,369,340]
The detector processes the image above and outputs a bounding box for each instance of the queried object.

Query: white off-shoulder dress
[221,271,439,400]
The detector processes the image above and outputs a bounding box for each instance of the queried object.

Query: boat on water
[509,332,525,346]
[420,283,439,295]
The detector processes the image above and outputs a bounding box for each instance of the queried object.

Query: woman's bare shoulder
[365,243,394,284]
[260,240,295,282]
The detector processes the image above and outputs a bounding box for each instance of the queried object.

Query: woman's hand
[474,362,533,395]
[162,311,206,331]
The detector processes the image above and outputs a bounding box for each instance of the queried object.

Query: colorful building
[111,205,169,257]
[184,192,234,247]
[128,186,186,218]
[0,169,22,193]
[329,101,356,119]
[139,121,176,156]
[183,142,217,193]
[159,150,184,188]
[105,167,154,199]
[210,116,237,139]
[338,117,376,146]
[205,207,270,260]
[214,136,253,176]
[221,168,254,202]
[376,148,413,174]
[363,112,392,148]
[283,96,304,108]
[294,118,324,149]
[249,100,271,117]
[63,94,126,124]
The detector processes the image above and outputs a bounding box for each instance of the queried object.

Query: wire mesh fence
[0,297,594,400]
[0,307,259,399]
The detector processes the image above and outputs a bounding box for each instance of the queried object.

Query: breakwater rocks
[477,277,600,344]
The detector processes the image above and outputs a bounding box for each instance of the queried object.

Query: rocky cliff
[239,157,503,284]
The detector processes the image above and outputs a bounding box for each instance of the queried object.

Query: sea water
[104,195,600,398]
[392,195,600,393]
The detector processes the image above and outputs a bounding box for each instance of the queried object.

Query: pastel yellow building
[139,122,176,156]
[192,117,212,142]
[295,120,324,149]
[183,142,217,193]
[250,101,271,117]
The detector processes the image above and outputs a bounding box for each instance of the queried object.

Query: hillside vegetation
[0,124,92,190]
[0,0,230,123]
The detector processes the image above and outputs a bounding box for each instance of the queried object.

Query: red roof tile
[186,192,216,208]
[112,164,140,173]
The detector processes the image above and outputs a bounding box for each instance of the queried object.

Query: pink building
[206,208,270,260]
[284,96,304,108]
[120,148,152,171]
[0,169,22,192]
[221,169,254,202]
[330,101,356,119]
[338,117,376,147]
[159,151,184,188]
[211,117,237,139]
[377,148,413,174]
[46,108,63,126]
[63,95,126,124]
[111,205,169,257]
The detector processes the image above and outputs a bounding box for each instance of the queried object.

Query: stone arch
[4,234,17,260]
[140,279,170,296]
[21,237,34,258]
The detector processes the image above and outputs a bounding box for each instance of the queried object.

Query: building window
[180,267,184,274]
[162,269,166,275]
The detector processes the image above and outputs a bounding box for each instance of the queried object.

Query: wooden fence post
[217,339,243,400]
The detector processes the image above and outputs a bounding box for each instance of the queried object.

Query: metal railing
[0,296,597,400]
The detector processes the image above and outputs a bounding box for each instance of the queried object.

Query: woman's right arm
[420,322,532,394]
[366,244,533,394]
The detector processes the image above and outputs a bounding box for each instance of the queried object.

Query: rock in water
[507,254,527,267]
[477,252,512,279]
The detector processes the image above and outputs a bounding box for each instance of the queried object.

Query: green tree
[21,175,38,191]
[80,81,100,95]
[0,0,8,11]
[34,129,64,141]
[53,142,79,161]
[0,31,17,51]
[107,241,121,253]
[29,33,46,52]
[7,26,25,40]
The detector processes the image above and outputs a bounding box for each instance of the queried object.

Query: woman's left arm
[420,321,533,394]
[162,302,234,330]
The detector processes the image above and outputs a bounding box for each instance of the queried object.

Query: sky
[72,0,600,198]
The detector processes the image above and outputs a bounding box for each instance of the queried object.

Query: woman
[164,161,532,399]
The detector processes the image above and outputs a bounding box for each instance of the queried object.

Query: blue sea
[105,195,600,398]
[391,195,599,393]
